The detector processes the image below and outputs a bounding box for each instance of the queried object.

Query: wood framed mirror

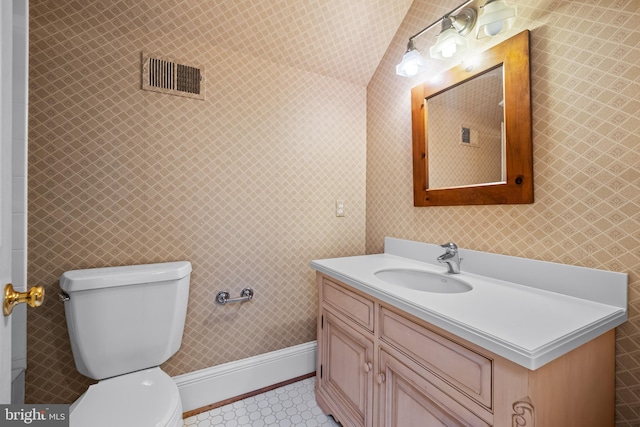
[411,30,532,206]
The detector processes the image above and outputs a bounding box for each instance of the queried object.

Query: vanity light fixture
[476,0,517,39]
[395,0,477,77]
[430,8,477,59]
[396,39,429,77]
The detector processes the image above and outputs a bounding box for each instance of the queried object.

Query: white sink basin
[374,269,472,293]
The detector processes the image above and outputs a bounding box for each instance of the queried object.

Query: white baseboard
[173,341,317,413]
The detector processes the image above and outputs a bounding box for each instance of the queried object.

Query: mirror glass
[411,30,532,207]
[427,66,504,189]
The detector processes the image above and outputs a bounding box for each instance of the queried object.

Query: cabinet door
[379,307,492,410]
[318,310,374,427]
[378,349,490,427]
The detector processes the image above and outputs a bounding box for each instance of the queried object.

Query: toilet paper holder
[216,287,254,305]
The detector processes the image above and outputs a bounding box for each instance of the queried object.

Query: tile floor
[182,377,341,427]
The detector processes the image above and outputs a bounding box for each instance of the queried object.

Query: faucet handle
[440,242,458,252]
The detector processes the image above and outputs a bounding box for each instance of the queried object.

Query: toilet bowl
[70,368,182,427]
[60,262,192,427]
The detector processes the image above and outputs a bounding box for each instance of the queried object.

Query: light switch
[335,200,345,217]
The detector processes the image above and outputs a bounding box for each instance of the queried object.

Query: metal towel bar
[216,287,254,305]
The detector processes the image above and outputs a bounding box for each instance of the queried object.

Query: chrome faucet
[437,242,461,274]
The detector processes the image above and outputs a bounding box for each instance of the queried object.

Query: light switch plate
[335,200,345,217]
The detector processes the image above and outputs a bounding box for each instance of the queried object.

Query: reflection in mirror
[427,66,504,188]
[411,30,532,207]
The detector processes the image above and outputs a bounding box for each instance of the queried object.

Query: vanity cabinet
[318,311,374,427]
[316,276,375,427]
[315,273,615,427]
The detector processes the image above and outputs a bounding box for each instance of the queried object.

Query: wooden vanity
[315,273,616,427]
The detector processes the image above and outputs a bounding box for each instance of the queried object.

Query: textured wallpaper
[27,0,366,404]
[25,0,640,425]
[366,0,639,425]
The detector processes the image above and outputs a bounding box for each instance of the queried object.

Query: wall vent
[141,53,205,100]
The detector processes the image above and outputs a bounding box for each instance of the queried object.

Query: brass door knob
[3,283,45,316]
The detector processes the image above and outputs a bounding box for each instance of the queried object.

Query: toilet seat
[70,367,182,427]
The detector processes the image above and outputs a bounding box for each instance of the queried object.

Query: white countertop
[311,238,628,370]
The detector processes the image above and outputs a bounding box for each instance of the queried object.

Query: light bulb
[403,63,419,76]
[476,0,516,39]
[431,26,468,60]
[441,39,457,58]
[396,49,428,77]
[483,20,504,36]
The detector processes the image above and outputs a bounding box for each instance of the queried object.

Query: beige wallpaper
[366,0,639,426]
[25,0,640,425]
[27,0,367,403]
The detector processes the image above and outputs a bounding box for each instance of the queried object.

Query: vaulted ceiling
[188,0,416,86]
[36,0,469,86]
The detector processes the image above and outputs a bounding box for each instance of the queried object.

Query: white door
[1,0,16,404]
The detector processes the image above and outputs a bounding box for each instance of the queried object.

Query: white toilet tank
[60,261,192,380]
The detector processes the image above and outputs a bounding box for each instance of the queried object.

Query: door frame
[1,0,29,404]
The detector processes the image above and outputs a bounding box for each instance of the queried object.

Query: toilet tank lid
[60,261,192,292]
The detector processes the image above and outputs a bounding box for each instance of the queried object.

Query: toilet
[59,261,192,427]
